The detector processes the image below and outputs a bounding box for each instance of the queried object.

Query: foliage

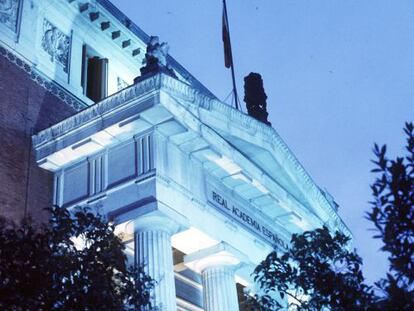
[250,226,374,311]
[249,122,414,310]
[367,122,414,308]
[0,206,154,310]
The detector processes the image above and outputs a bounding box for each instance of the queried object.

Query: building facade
[1,0,349,310]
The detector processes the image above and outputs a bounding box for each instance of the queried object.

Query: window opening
[81,45,108,102]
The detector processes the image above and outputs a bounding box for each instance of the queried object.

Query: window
[81,45,108,102]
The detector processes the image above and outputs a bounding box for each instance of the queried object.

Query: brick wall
[0,54,77,223]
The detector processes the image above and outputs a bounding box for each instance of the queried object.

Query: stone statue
[140,36,176,77]
[244,73,271,126]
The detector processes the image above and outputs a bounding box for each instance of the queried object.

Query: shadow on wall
[0,51,77,223]
[0,0,86,223]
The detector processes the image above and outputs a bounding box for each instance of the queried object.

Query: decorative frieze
[0,43,87,111]
[55,134,154,206]
[30,70,347,234]
[0,0,20,32]
[41,19,70,73]
[32,73,166,147]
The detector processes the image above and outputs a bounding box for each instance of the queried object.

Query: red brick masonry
[0,53,77,223]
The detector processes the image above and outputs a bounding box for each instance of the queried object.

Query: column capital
[186,242,245,311]
[131,212,180,235]
[184,242,247,273]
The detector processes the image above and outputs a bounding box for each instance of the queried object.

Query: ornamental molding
[32,73,165,148]
[41,19,70,73]
[78,0,214,98]
[196,95,350,236]
[32,72,349,235]
[0,43,87,112]
[164,78,350,235]
[0,0,20,32]
[32,73,214,148]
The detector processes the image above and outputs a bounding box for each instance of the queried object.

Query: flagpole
[223,0,240,110]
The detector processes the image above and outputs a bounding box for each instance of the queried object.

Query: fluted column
[134,215,179,311]
[184,242,244,311]
[202,265,239,311]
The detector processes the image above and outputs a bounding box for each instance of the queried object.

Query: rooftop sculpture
[139,36,176,78]
[244,72,271,126]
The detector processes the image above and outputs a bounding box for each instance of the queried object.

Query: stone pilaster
[134,214,179,311]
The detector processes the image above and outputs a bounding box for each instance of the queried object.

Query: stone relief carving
[0,0,20,32]
[41,19,70,73]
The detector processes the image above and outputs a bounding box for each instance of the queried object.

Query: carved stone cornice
[32,71,350,236]
[32,73,163,147]
[32,72,215,148]
[66,0,214,98]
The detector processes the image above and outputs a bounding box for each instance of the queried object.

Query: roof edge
[97,0,216,98]
[32,71,350,237]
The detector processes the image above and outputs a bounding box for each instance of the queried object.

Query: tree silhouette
[250,122,414,310]
[250,226,374,310]
[0,206,154,310]
[367,122,414,309]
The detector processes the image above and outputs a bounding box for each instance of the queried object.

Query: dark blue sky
[112,0,414,284]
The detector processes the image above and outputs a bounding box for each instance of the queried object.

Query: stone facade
[33,70,351,309]
[41,19,71,73]
[1,0,350,309]
[0,0,20,33]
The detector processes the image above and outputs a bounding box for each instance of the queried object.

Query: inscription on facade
[209,188,287,250]
[41,19,70,73]
[0,0,20,32]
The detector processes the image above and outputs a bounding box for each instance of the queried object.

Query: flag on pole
[221,0,240,110]
[222,2,232,68]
